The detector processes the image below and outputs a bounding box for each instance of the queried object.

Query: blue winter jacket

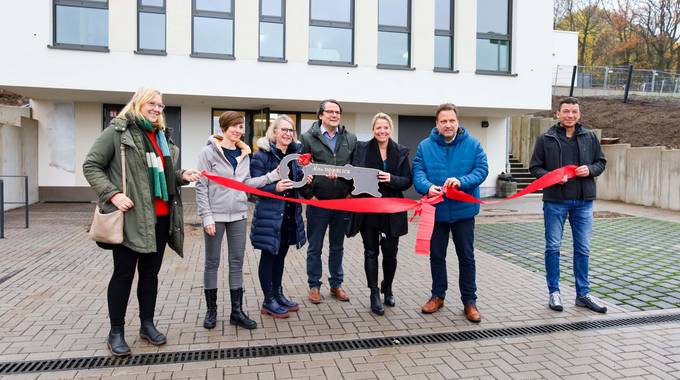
[250,138,307,254]
[412,127,489,223]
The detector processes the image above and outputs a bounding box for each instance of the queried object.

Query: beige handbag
[89,144,126,245]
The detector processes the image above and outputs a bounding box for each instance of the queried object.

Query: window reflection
[139,12,165,51]
[194,17,233,55]
[309,26,352,63]
[55,5,108,46]
[378,32,409,66]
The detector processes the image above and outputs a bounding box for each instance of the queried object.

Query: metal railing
[553,65,680,100]
[0,175,29,239]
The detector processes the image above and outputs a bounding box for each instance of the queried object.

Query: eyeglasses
[323,110,341,115]
[279,128,295,134]
[148,102,165,111]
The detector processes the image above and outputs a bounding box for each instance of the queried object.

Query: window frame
[377,0,412,70]
[258,0,287,62]
[51,0,110,52]
[136,0,167,56]
[190,0,236,60]
[434,0,457,73]
[475,0,513,75]
[308,0,356,67]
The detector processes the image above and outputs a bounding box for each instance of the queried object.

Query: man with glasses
[300,99,357,304]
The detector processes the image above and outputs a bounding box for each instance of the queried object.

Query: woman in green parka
[83,88,201,357]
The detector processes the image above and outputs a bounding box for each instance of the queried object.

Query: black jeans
[429,218,476,304]
[108,216,169,327]
[360,226,399,290]
[258,240,290,299]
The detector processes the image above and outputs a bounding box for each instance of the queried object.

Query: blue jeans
[543,200,593,297]
[306,205,347,289]
[430,218,477,304]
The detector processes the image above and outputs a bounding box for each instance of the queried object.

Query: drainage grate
[2,313,680,375]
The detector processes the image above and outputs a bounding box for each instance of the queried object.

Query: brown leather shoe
[330,287,350,302]
[421,297,444,314]
[308,288,321,304]
[464,304,481,323]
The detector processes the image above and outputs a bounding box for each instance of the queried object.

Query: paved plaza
[1,197,680,379]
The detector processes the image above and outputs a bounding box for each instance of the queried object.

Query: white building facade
[0,0,553,200]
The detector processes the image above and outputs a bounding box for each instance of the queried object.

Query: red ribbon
[201,165,577,256]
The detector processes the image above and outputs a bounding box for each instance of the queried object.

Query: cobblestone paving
[476,216,680,311]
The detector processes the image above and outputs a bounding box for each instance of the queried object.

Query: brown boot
[421,297,444,314]
[330,287,350,302]
[464,304,481,323]
[308,288,322,304]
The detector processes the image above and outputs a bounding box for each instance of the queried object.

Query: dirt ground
[537,96,680,149]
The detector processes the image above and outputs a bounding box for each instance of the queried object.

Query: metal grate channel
[2,313,680,375]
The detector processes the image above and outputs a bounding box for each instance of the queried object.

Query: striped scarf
[137,118,174,201]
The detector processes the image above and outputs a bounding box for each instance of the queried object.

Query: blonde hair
[371,112,393,131]
[118,87,166,130]
[266,114,296,142]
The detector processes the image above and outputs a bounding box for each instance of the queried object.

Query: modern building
[0,0,553,201]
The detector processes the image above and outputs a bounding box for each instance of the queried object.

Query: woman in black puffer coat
[250,115,308,318]
[348,112,412,316]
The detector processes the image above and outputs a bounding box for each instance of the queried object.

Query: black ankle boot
[370,287,384,316]
[381,280,395,307]
[107,326,131,357]
[204,288,217,329]
[275,287,299,312]
[229,288,257,329]
[139,320,166,345]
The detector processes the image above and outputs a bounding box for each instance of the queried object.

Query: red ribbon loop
[297,153,312,166]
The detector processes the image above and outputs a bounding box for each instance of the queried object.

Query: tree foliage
[554,0,680,71]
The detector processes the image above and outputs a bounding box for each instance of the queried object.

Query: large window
[308,0,354,65]
[192,0,235,59]
[476,0,512,73]
[378,0,411,69]
[53,0,109,51]
[259,0,285,61]
[137,0,166,55]
[434,0,454,71]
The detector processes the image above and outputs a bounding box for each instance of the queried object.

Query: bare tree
[637,0,680,70]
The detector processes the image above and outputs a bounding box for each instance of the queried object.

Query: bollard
[569,65,577,97]
[623,64,634,103]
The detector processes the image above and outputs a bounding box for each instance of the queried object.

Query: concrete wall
[596,144,629,202]
[659,150,680,210]
[0,106,39,210]
[624,147,662,207]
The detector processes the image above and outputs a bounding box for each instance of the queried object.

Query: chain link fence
[553,65,680,99]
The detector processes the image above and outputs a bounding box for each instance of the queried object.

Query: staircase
[508,155,541,194]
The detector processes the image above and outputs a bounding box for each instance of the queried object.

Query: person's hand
[443,177,461,189]
[327,171,338,180]
[428,185,442,198]
[110,193,134,211]
[306,175,313,184]
[204,224,216,236]
[276,179,294,192]
[182,169,202,182]
[377,171,391,183]
[559,174,569,184]
[575,165,590,177]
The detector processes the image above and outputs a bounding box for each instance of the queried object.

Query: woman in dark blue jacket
[250,115,308,318]
[348,113,412,316]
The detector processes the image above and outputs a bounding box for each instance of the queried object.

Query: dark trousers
[429,218,477,304]
[360,226,398,290]
[258,236,290,298]
[306,206,347,289]
[108,216,169,327]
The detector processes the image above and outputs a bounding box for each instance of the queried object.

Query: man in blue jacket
[412,103,488,322]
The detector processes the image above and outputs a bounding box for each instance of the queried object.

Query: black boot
[381,280,395,307]
[365,252,383,315]
[275,287,299,312]
[229,288,257,329]
[107,326,131,357]
[370,287,384,316]
[204,288,217,329]
[139,319,167,345]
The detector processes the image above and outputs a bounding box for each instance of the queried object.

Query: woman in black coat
[250,115,308,318]
[350,112,412,315]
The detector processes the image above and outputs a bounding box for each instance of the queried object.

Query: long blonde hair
[265,114,296,142]
[117,87,166,130]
